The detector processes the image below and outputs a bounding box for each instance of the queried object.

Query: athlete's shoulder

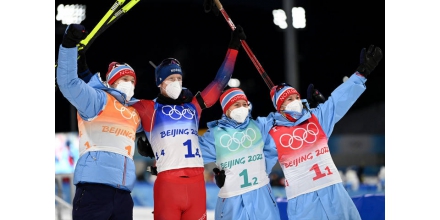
[133,99,155,109]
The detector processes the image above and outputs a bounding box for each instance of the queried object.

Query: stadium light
[292,7,306,28]
[56,4,86,25]
[272,9,288,29]
[272,7,306,29]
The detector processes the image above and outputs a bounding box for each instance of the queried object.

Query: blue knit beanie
[155,58,182,86]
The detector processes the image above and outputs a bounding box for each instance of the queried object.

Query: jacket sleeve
[56,45,106,119]
[255,117,279,174]
[192,49,238,110]
[311,72,367,137]
[132,99,156,143]
[198,127,217,165]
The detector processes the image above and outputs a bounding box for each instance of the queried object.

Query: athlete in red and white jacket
[266,45,383,220]
[133,26,246,220]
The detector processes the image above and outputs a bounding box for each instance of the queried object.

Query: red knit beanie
[220,88,248,114]
[270,84,300,111]
[106,62,136,85]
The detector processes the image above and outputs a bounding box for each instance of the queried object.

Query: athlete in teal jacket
[199,88,281,220]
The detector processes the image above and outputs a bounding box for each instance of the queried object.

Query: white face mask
[116,81,135,101]
[164,81,182,99]
[229,107,249,123]
[284,100,303,113]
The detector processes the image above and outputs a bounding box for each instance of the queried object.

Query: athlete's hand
[213,168,226,188]
[62,24,88,48]
[228,25,246,50]
[307,84,326,108]
[356,45,383,78]
[136,132,154,158]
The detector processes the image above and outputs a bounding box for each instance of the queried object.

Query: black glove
[228,25,246,50]
[147,166,158,175]
[62,24,88,48]
[307,84,326,108]
[203,0,219,16]
[77,49,93,83]
[356,45,383,78]
[213,168,226,188]
[136,132,155,159]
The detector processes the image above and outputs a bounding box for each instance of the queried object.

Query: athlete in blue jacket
[199,88,281,220]
[266,45,383,220]
[56,24,143,220]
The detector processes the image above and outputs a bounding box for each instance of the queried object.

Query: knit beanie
[155,58,182,86]
[106,62,136,85]
[220,88,248,114]
[270,84,300,111]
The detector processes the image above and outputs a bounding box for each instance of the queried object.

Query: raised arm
[312,45,383,137]
[57,24,107,119]
[191,25,247,111]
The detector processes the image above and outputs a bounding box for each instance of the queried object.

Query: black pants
[72,183,134,220]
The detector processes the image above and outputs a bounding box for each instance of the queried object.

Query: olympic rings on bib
[161,105,195,120]
[219,128,257,151]
[113,100,139,124]
[279,122,319,150]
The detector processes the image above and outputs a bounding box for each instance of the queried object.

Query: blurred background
[55,0,385,219]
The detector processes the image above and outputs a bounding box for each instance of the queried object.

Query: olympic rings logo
[161,105,195,120]
[113,100,139,124]
[219,128,257,151]
[279,123,319,150]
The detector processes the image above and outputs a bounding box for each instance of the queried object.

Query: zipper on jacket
[267,185,276,206]
[122,157,127,186]
[220,198,226,218]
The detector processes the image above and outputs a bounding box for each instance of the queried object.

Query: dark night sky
[55,0,385,133]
